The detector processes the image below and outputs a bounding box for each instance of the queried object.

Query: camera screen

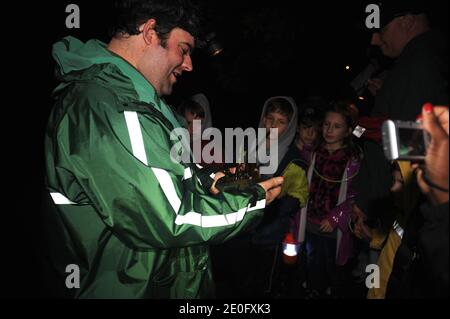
[398,127,426,157]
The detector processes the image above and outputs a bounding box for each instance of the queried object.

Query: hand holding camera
[382,103,449,205]
[414,104,449,205]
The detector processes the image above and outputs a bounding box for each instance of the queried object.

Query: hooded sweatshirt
[255,96,298,178]
[191,93,213,132]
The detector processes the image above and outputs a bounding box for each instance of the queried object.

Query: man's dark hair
[109,0,202,44]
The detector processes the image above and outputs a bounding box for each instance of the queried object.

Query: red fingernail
[416,114,423,122]
[423,103,433,113]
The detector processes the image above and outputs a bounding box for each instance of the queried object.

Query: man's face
[140,28,195,97]
[371,17,408,58]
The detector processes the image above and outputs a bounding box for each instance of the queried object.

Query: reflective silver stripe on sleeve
[175,199,266,228]
[124,111,149,165]
[124,111,266,227]
[183,167,193,180]
[50,193,77,205]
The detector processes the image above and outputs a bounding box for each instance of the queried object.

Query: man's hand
[257,177,284,205]
[415,104,449,205]
[210,172,226,195]
[211,173,284,206]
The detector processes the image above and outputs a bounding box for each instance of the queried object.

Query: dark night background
[3,0,448,298]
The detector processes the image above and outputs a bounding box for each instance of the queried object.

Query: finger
[433,106,449,134]
[214,172,225,181]
[265,185,282,205]
[319,222,326,232]
[258,177,284,193]
[362,227,372,239]
[416,168,431,195]
[210,172,226,195]
[422,103,448,141]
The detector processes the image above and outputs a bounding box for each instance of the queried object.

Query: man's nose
[371,32,382,46]
[182,54,193,72]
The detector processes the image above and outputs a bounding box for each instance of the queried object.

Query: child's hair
[323,100,361,157]
[298,107,323,128]
[326,100,358,131]
[265,98,293,119]
[178,99,205,118]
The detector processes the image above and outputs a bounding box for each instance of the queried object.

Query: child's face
[184,111,204,137]
[298,123,318,147]
[263,111,289,140]
[322,112,350,146]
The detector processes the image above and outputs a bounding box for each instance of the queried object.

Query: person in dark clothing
[370,20,448,120]
[354,0,449,243]
[387,104,448,298]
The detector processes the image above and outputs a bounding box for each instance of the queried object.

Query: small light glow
[358,96,365,101]
[345,66,351,70]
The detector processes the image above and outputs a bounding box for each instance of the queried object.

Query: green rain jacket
[43,37,266,299]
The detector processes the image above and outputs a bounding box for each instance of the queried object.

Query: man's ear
[140,19,158,45]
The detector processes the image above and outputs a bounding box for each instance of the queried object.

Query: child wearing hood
[249,96,310,296]
[177,93,224,170]
[178,93,212,140]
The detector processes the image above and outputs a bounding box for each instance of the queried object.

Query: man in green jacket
[43,0,283,299]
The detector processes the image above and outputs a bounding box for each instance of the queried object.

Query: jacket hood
[191,93,213,130]
[251,96,298,177]
[52,36,182,129]
[258,96,298,146]
[260,96,298,171]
